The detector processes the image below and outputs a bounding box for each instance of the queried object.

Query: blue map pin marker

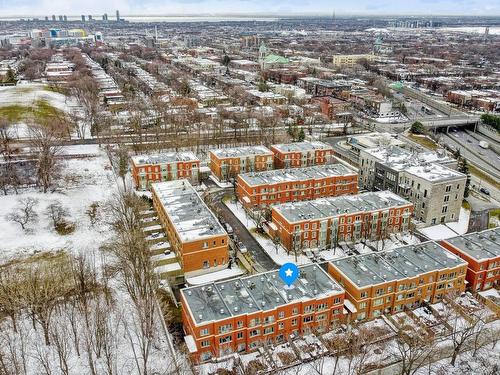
[279,263,299,287]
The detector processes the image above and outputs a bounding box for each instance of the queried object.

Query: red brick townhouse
[181,264,345,363]
[151,180,229,277]
[270,191,413,253]
[131,152,200,190]
[270,140,335,169]
[209,145,274,182]
[328,241,467,321]
[236,164,358,209]
[440,227,500,291]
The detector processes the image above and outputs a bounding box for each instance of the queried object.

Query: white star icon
[285,268,293,277]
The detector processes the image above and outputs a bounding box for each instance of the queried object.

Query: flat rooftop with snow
[271,140,333,153]
[181,264,343,325]
[131,151,199,166]
[209,145,273,159]
[444,227,500,261]
[273,191,410,224]
[151,180,225,242]
[330,241,466,288]
[238,164,356,187]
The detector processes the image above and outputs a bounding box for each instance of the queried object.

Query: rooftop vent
[313,289,318,295]
[234,306,239,312]
[187,290,192,296]
[276,297,280,303]
[261,301,265,307]
[220,285,224,290]
[288,294,293,300]
[220,309,225,314]
[198,314,203,320]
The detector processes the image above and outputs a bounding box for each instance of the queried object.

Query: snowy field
[0,145,117,261]
[0,83,78,111]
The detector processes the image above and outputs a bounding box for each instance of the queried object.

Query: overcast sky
[1,0,499,17]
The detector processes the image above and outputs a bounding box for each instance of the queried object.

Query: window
[291,318,298,326]
[303,315,314,323]
[203,261,209,269]
[219,336,232,344]
[292,307,299,315]
[304,305,314,313]
[201,340,210,348]
[219,324,232,334]
[237,321,243,328]
[237,332,244,339]
[200,328,209,336]
[278,311,285,319]
[445,185,451,192]
[360,291,368,299]
[278,322,284,330]
[264,327,274,335]
[249,329,260,337]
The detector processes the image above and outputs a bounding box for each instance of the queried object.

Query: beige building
[359,146,466,225]
[332,53,375,68]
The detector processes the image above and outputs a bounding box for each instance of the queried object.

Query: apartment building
[209,146,274,182]
[131,152,200,190]
[332,53,375,68]
[270,141,335,169]
[271,191,413,253]
[151,180,229,277]
[440,227,500,291]
[236,164,358,209]
[328,241,468,321]
[181,264,345,362]
[359,145,466,225]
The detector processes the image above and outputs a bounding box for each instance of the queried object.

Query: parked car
[237,242,247,253]
[480,187,490,195]
[225,223,234,235]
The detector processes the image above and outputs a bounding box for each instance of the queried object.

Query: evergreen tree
[298,128,306,141]
[457,156,470,198]
[5,67,15,83]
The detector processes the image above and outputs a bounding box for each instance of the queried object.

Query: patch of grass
[55,220,76,235]
[44,85,68,95]
[0,104,28,122]
[468,164,500,190]
[0,250,68,269]
[0,99,65,123]
[462,200,471,210]
[407,133,438,150]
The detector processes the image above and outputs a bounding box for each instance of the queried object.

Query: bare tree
[50,322,72,375]
[28,121,63,193]
[45,200,69,229]
[392,328,436,375]
[6,196,39,231]
[0,118,20,195]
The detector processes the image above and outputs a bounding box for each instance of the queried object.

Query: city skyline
[1,0,500,17]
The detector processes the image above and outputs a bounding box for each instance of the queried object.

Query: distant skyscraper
[103,13,108,21]
[52,15,56,21]
[88,15,93,21]
[116,10,120,22]
[45,16,49,21]
[81,15,85,22]
[58,15,63,21]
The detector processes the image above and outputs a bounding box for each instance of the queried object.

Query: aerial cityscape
[0,2,499,375]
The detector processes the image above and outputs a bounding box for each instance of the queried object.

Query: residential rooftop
[362,145,462,182]
[131,151,199,166]
[331,241,466,288]
[238,164,356,187]
[272,140,333,154]
[445,227,500,261]
[151,180,226,242]
[209,145,273,159]
[181,264,343,325]
[273,191,410,224]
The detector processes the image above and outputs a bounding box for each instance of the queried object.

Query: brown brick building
[209,146,274,182]
[181,264,345,362]
[270,141,335,169]
[328,241,468,321]
[236,164,358,209]
[152,180,229,277]
[271,191,413,253]
[131,152,200,190]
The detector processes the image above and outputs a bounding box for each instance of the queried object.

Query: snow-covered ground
[420,207,470,240]
[0,145,117,260]
[0,83,79,112]
[185,266,245,285]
